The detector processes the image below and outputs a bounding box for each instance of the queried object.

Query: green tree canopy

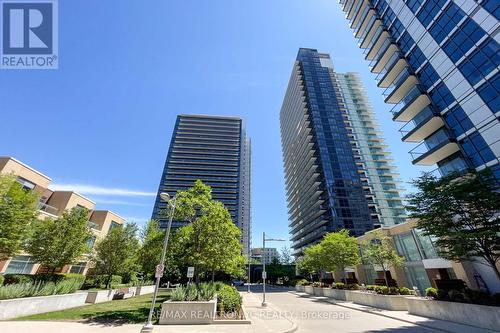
[297,243,326,282]
[93,222,140,288]
[361,232,404,286]
[0,174,39,260]
[320,230,360,281]
[137,219,164,279]
[408,169,500,279]
[26,206,92,274]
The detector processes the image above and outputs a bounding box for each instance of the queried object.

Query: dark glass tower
[338,0,500,178]
[280,48,374,255]
[151,114,251,256]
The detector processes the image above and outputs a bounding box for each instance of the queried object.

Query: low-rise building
[0,157,125,275]
[351,220,499,294]
[251,247,279,265]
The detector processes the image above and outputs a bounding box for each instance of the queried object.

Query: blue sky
[0,0,430,248]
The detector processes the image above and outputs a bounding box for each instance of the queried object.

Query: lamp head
[160,192,171,202]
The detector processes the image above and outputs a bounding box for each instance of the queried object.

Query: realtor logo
[1,0,58,69]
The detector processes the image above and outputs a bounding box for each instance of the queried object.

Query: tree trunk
[211,270,215,282]
[383,270,389,287]
[106,274,112,289]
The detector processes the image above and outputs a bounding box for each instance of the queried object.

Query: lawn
[15,290,170,324]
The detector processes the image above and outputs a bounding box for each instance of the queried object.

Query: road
[242,284,441,333]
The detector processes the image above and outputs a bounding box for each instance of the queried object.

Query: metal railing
[398,106,436,137]
[37,202,59,216]
[390,84,425,117]
[409,129,452,160]
[382,67,412,98]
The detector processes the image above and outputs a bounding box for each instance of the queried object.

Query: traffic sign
[155,264,164,279]
[262,271,267,279]
[187,266,195,278]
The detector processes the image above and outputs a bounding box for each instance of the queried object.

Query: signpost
[187,266,194,284]
[155,264,164,279]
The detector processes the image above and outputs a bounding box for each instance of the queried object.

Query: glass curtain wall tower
[338,0,500,178]
[151,114,251,256]
[280,48,405,255]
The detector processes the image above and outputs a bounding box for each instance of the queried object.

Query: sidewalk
[0,292,297,333]
[293,291,498,333]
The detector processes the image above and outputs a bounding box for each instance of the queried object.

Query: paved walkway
[1,286,495,333]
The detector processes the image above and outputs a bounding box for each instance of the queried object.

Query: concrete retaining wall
[406,297,500,331]
[348,291,408,310]
[304,286,314,294]
[136,285,155,295]
[295,285,305,292]
[312,287,324,296]
[0,292,88,320]
[85,289,117,303]
[323,289,348,301]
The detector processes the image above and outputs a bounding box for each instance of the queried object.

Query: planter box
[313,287,325,296]
[348,291,408,311]
[159,299,217,325]
[304,286,314,295]
[406,297,500,331]
[295,285,305,292]
[0,292,88,320]
[136,285,156,295]
[85,289,117,304]
[323,288,348,301]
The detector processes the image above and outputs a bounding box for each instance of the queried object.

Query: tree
[408,169,500,280]
[0,174,39,260]
[297,243,326,283]
[320,230,360,282]
[137,219,164,279]
[361,232,404,286]
[174,200,245,282]
[93,223,140,288]
[279,245,293,265]
[26,206,92,274]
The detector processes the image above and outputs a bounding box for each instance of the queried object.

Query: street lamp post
[141,192,177,333]
[261,232,285,307]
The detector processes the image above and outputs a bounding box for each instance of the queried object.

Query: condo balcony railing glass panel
[398,106,435,136]
[37,201,59,216]
[375,51,401,83]
[382,67,412,97]
[354,5,371,32]
[429,158,468,178]
[359,16,378,46]
[390,84,425,116]
[368,37,391,70]
[409,128,452,160]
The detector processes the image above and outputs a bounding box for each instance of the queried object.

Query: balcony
[391,85,431,122]
[355,7,375,38]
[371,41,397,73]
[410,129,460,165]
[347,0,360,19]
[399,106,443,142]
[360,18,382,49]
[37,202,59,216]
[365,30,389,60]
[351,0,370,30]
[384,69,419,104]
[377,55,406,88]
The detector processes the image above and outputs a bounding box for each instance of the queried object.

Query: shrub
[365,285,376,291]
[3,274,33,285]
[217,285,242,314]
[198,283,216,301]
[185,284,198,301]
[334,282,345,289]
[110,275,123,288]
[346,283,359,290]
[311,282,321,287]
[374,286,389,295]
[296,279,310,286]
[170,286,186,301]
[437,289,448,300]
[425,287,438,298]
[398,287,412,295]
[0,277,84,300]
[0,275,4,286]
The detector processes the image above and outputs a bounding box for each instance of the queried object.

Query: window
[86,236,96,250]
[5,255,36,274]
[458,38,500,86]
[477,72,500,113]
[430,83,454,110]
[444,105,474,136]
[398,31,415,54]
[408,46,426,70]
[69,262,87,274]
[429,3,465,44]
[482,0,500,20]
[395,232,421,261]
[108,220,121,234]
[443,19,485,63]
[417,0,446,27]
[16,177,35,191]
[417,63,439,89]
[460,132,496,167]
[405,0,424,14]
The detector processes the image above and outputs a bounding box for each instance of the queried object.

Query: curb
[290,291,489,333]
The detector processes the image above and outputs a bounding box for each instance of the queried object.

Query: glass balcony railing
[375,51,401,84]
[390,84,424,117]
[37,202,59,216]
[382,67,412,98]
[398,106,436,137]
[358,16,378,46]
[363,25,384,56]
[354,6,371,32]
[368,37,391,70]
[431,157,468,178]
[409,129,453,160]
